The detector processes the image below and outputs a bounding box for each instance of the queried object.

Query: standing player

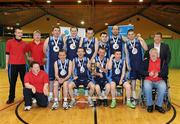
[27,30,45,70]
[65,27,81,61]
[51,50,72,110]
[108,25,126,57]
[43,26,65,102]
[108,50,135,109]
[80,27,98,61]
[93,48,110,106]
[5,28,27,104]
[68,47,95,107]
[125,29,147,100]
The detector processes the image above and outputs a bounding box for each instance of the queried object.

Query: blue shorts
[48,66,55,81]
[94,77,109,90]
[111,77,127,86]
[128,69,140,80]
[74,78,92,88]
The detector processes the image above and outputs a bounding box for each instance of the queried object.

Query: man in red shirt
[23,61,49,111]
[27,30,45,70]
[5,28,27,104]
[140,48,167,113]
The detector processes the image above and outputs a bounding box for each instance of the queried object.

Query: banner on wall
[60,26,86,38]
[108,24,134,37]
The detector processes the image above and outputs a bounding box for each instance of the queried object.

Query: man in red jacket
[26,30,45,70]
[5,28,27,104]
[23,61,49,111]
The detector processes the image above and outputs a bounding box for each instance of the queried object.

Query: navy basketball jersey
[48,36,64,63]
[66,36,80,60]
[57,59,69,78]
[46,36,64,80]
[95,56,108,78]
[98,41,110,58]
[108,35,124,57]
[126,38,144,70]
[109,58,125,81]
[82,37,95,59]
[74,57,91,80]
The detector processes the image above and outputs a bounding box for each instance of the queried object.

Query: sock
[64,97,67,102]
[99,95,102,100]
[104,96,107,99]
[49,92,53,96]
[88,96,92,100]
[54,98,58,102]
[132,91,136,99]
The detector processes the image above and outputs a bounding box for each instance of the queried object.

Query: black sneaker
[147,105,153,113]
[155,105,165,113]
[103,99,108,107]
[6,99,14,104]
[97,99,102,106]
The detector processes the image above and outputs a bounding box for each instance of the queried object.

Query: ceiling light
[7,27,10,30]
[108,0,112,3]
[139,0,143,2]
[77,0,82,3]
[16,22,20,26]
[46,0,51,3]
[81,21,85,25]
[4,12,9,15]
[105,23,108,26]
[168,24,172,27]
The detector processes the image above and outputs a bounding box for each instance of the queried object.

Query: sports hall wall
[0,15,180,69]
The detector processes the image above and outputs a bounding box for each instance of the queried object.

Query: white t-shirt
[154,43,161,57]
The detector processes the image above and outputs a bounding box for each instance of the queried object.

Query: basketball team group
[5,25,171,113]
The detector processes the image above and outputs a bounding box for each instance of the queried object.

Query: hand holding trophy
[91,59,96,76]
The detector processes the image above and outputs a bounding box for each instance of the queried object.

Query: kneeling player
[108,50,135,109]
[68,47,95,107]
[24,61,49,111]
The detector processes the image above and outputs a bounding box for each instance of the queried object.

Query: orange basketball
[76,97,87,109]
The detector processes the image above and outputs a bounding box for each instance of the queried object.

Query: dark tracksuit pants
[8,64,27,100]
[23,88,48,107]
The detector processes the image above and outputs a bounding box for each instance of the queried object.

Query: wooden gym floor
[0,69,180,124]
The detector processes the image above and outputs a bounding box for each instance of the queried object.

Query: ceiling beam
[95,7,148,33]
[20,13,47,27]
[0,1,179,7]
[0,8,31,13]
[139,13,180,34]
[28,0,78,27]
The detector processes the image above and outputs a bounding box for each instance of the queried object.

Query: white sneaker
[69,99,76,108]
[88,98,94,107]
[51,102,59,110]
[24,106,31,111]
[63,101,69,110]
[32,98,37,104]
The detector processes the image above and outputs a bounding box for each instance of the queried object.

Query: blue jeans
[144,79,166,107]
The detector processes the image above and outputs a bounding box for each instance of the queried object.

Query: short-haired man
[23,61,49,111]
